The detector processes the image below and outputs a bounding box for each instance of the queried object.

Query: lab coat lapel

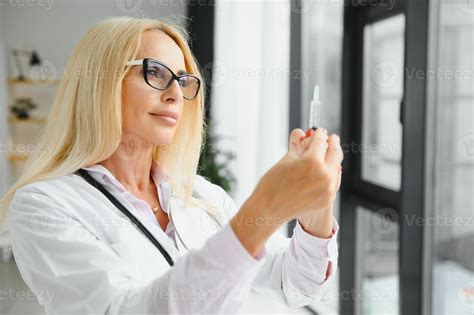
[168,195,220,251]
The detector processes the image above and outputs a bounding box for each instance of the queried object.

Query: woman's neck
[99,140,155,193]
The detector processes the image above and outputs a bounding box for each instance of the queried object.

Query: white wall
[0,0,186,195]
[0,6,9,197]
[2,0,187,79]
[0,6,4,40]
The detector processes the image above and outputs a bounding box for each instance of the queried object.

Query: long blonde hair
[0,16,224,227]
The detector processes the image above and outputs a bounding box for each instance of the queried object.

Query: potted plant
[198,122,236,193]
[9,98,37,119]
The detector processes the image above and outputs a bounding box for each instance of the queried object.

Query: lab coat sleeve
[8,185,266,315]
[221,190,339,308]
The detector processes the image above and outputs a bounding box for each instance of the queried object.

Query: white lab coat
[7,171,338,314]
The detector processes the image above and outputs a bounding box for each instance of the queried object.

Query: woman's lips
[150,113,177,126]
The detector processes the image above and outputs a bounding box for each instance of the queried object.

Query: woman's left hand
[296,128,343,238]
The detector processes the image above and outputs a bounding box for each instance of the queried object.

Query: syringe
[308,84,321,131]
[301,84,321,140]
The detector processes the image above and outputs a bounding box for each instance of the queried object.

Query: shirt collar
[81,160,169,193]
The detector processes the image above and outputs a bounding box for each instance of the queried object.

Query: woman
[0,17,343,314]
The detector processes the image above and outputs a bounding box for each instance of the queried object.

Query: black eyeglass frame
[125,58,201,100]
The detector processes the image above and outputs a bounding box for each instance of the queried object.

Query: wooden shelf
[8,78,61,86]
[8,115,46,124]
[8,153,29,161]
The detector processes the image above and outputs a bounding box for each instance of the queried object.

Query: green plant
[198,122,236,193]
[9,98,37,119]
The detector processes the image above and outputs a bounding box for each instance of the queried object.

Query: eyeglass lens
[146,61,199,100]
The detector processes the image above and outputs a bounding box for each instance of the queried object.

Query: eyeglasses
[125,58,201,100]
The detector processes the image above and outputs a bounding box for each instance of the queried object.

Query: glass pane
[357,207,399,314]
[361,15,405,191]
[301,1,344,313]
[301,2,343,135]
[430,1,474,314]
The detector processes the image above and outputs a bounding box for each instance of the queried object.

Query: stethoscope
[75,169,176,266]
[75,169,225,267]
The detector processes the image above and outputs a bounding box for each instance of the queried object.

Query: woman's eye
[148,67,165,78]
[178,77,188,87]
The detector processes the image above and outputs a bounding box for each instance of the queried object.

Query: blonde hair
[0,16,224,228]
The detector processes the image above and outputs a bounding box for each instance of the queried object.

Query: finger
[335,169,342,191]
[293,136,313,159]
[302,128,328,161]
[288,128,306,158]
[299,135,312,151]
[325,134,343,167]
[298,128,314,153]
[289,128,305,147]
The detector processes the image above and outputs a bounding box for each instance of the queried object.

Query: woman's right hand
[230,128,343,257]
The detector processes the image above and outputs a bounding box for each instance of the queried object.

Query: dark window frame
[339,0,431,315]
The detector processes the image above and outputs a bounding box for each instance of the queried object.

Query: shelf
[7,153,29,161]
[8,115,46,124]
[7,78,61,86]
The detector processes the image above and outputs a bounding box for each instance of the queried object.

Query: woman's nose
[161,79,183,103]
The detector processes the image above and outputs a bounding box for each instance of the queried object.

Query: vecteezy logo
[117,281,143,309]
[29,60,58,87]
[115,0,143,14]
[116,134,144,161]
[458,133,474,162]
[371,208,398,235]
[371,60,401,88]
[27,206,62,234]
[202,60,228,88]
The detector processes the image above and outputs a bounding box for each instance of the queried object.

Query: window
[429,1,474,314]
[362,15,405,191]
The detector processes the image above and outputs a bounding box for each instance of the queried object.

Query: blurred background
[0,0,472,314]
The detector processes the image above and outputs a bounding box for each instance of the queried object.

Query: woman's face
[122,30,186,146]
